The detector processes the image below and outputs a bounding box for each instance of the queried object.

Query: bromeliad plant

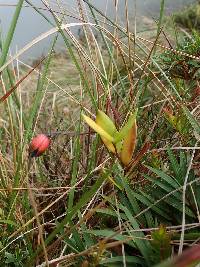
[82,110,137,166]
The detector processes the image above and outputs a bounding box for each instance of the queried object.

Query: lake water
[0,0,196,60]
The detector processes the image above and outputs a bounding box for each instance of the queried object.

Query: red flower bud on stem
[29,134,51,157]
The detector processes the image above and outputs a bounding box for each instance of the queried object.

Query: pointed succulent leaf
[120,119,137,165]
[96,110,118,153]
[113,111,137,144]
[96,110,117,136]
[116,141,123,153]
[82,114,114,142]
[108,175,122,190]
[101,136,116,153]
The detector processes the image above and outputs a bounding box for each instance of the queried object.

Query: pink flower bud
[29,134,51,157]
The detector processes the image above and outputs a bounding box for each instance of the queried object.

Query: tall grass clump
[0,0,200,266]
[174,2,200,31]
